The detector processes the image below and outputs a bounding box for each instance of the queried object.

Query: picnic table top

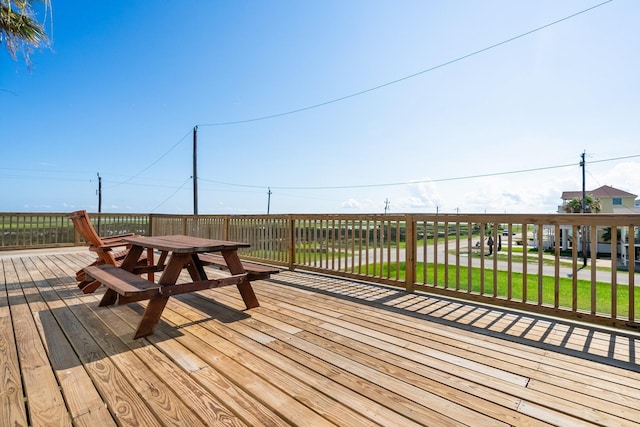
[122,235,250,253]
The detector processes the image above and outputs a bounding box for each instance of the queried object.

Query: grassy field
[365,261,635,317]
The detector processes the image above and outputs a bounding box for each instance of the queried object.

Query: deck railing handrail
[1,212,638,331]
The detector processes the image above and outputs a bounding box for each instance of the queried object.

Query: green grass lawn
[364,261,637,317]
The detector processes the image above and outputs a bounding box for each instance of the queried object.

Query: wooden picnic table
[84,235,259,339]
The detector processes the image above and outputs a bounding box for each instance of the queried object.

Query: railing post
[224,216,230,241]
[405,215,415,293]
[73,225,81,246]
[148,214,154,237]
[288,216,296,271]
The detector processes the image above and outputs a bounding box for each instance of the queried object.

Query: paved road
[307,242,640,286]
[7,245,637,286]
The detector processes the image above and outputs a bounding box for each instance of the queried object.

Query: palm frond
[0,0,49,62]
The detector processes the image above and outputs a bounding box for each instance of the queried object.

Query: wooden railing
[149,214,290,264]
[0,212,151,249]
[152,213,640,331]
[0,213,75,249]
[1,212,638,331]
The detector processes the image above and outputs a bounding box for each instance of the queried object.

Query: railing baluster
[554,224,561,308]
[432,220,438,287]
[522,222,528,303]
[629,226,636,323]
[467,221,472,293]
[537,222,544,306]
[590,225,598,316]
[611,225,618,319]
[479,222,485,295]
[3,212,640,332]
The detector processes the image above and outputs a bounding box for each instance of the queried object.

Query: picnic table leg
[99,289,119,307]
[221,249,259,309]
[133,295,170,339]
[186,254,208,281]
[147,248,154,281]
[82,279,103,294]
[120,245,145,270]
[133,253,190,339]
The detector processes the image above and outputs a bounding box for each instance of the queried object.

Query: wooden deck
[2,250,640,426]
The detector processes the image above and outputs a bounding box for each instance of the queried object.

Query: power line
[5,152,637,195]
[0,174,91,183]
[0,167,94,175]
[151,176,193,212]
[197,154,640,191]
[102,178,191,190]
[197,0,613,127]
[105,129,193,190]
[588,154,640,165]
[7,1,616,197]
[94,0,614,187]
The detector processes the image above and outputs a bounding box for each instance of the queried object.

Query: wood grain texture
[0,260,28,427]
[2,249,640,426]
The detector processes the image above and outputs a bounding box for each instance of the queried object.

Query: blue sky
[1,0,639,214]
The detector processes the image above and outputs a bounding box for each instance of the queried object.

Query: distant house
[559,185,639,214]
[554,185,640,262]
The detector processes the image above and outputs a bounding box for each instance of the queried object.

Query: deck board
[8,257,70,427]
[227,282,578,425]
[214,287,515,425]
[19,256,114,425]
[247,280,640,425]
[0,259,29,427]
[2,249,640,426]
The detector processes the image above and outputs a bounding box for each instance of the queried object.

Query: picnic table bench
[82,235,279,339]
[83,265,248,305]
[198,253,280,280]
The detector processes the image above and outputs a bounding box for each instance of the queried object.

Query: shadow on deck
[2,249,640,426]
[277,274,640,371]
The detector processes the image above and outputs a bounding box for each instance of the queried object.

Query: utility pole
[193,126,198,215]
[580,151,587,267]
[97,173,102,213]
[384,198,390,214]
[267,188,272,214]
[581,151,586,213]
[97,172,102,234]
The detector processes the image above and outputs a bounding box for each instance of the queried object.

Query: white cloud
[592,161,640,195]
[452,174,569,213]
[276,162,639,214]
[375,180,441,212]
[341,198,362,209]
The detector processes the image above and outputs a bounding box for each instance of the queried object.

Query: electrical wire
[197,0,614,127]
[587,163,637,197]
[197,155,639,191]
[0,166,95,175]
[6,1,617,197]
[588,154,640,165]
[150,176,193,212]
[107,0,614,185]
[105,129,193,190]
[5,152,637,195]
[101,178,191,190]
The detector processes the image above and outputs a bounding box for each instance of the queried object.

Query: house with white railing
[559,184,639,214]
[556,185,640,262]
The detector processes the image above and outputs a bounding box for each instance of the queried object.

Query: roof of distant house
[561,185,638,200]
